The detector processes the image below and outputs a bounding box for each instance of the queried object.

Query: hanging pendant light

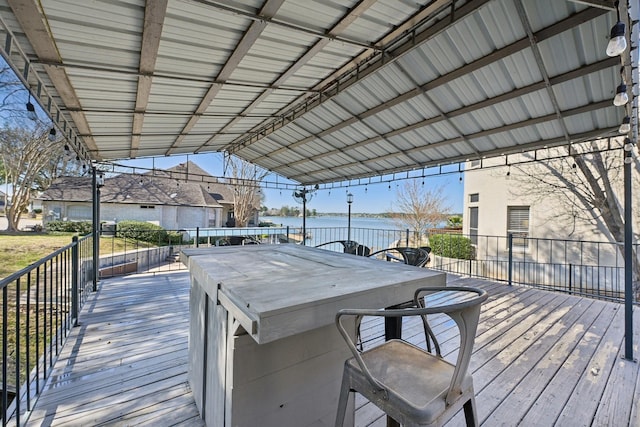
[25,93,37,121]
[606,2,627,57]
[619,116,631,133]
[613,82,628,106]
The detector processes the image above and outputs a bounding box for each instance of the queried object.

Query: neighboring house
[461,156,626,291]
[38,161,258,230]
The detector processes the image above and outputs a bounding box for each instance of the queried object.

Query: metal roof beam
[191,0,380,51]
[515,0,571,145]
[226,0,487,153]
[195,0,379,153]
[283,99,614,181]
[165,0,285,156]
[566,0,615,10]
[227,4,608,154]
[261,57,617,167]
[6,0,99,160]
[130,0,168,159]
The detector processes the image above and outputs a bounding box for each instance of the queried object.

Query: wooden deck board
[351,277,640,427]
[18,270,639,427]
[22,270,204,427]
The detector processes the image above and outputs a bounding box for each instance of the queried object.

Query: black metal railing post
[569,263,573,295]
[196,227,200,248]
[2,284,8,425]
[92,167,100,292]
[508,233,513,286]
[624,142,634,360]
[72,236,79,327]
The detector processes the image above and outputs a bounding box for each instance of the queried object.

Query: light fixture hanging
[606,1,627,57]
[25,93,37,121]
[48,127,57,142]
[619,115,631,133]
[614,82,628,106]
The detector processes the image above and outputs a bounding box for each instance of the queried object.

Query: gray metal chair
[367,246,430,267]
[335,286,488,427]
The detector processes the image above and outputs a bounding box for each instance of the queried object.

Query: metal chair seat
[343,340,473,424]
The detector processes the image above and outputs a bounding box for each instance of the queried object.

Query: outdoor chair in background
[335,286,488,427]
[367,246,430,267]
[315,240,370,256]
[218,235,261,246]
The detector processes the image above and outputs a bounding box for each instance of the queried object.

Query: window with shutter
[507,206,530,247]
[469,206,478,245]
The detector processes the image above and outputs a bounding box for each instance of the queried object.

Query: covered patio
[0,0,638,425]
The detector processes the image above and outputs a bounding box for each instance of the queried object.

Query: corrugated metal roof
[0,0,634,186]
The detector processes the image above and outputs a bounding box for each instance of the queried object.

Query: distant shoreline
[262,212,462,218]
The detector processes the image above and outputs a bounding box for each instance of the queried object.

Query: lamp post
[347,193,353,242]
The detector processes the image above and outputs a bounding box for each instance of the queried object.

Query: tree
[0,124,73,231]
[225,155,267,227]
[447,215,463,228]
[507,138,640,295]
[390,180,452,245]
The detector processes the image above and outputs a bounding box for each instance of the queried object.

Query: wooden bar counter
[181,244,446,427]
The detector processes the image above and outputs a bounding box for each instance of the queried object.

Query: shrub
[46,220,93,234]
[116,220,168,244]
[429,234,475,260]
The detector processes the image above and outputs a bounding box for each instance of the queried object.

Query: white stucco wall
[102,204,163,224]
[462,161,625,291]
[42,201,222,230]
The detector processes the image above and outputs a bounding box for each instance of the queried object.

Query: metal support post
[71,235,79,326]
[508,233,513,286]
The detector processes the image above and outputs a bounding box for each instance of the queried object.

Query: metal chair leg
[335,371,351,427]
[463,395,479,427]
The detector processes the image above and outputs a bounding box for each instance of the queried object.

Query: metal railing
[425,233,638,304]
[185,225,412,251]
[1,234,94,426]
[96,225,639,305]
[180,226,638,304]
[2,224,637,426]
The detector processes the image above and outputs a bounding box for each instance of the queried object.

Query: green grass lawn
[0,231,162,390]
[0,233,157,279]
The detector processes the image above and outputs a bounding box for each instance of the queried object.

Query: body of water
[259,215,410,249]
[260,215,400,230]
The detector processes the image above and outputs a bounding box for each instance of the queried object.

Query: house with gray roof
[38,162,256,230]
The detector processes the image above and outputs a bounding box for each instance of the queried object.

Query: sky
[114,153,464,215]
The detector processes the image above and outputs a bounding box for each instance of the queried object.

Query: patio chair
[218,235,260,246]
[335,286,488,427]
[315,240,367,255]
[367,246,430,267]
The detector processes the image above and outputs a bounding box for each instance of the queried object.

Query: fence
[1,234,94,426]
[426,233,636,304]
[176,226,638,303]
[2,224,638,424]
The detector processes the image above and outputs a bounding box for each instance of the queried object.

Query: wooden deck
[18,269,640,426]
[22,270,203,427]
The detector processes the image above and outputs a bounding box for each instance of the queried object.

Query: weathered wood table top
[182,244,446,344]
